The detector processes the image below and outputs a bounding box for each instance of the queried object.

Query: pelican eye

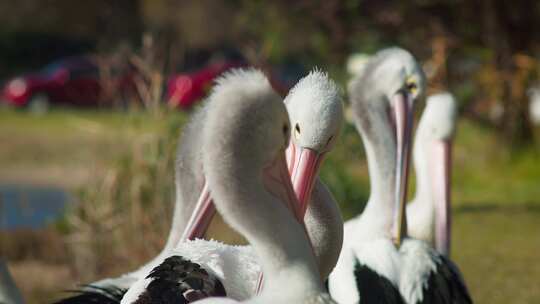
[294,123,301,139]
[406,79,418,95]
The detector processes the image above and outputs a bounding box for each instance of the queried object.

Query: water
[0,184,70,230]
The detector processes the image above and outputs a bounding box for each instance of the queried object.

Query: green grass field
[0,108,539,303]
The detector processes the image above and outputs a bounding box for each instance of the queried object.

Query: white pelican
[53,70,345,303]
[0,259,24,304]
[121,68,334,303]
[257,69,345,290]
[328,47,471,304]
[177,69,346,282]
[254,69,345,292]
[406,92,457,256]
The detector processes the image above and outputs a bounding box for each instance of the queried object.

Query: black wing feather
[52,285,126,304]
[419,255,473,304]
[133,255,226,304]
[354,260,406,304]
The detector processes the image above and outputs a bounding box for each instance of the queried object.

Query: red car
[1,57,138,112]
[166,61,246,109]
[166,61,296,110]
[1,57,103,111]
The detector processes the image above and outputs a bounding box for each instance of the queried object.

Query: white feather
[329,218,401,304]
[398,239,440,304]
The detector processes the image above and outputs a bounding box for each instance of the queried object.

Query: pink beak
[262,150,304,223]
[256,149,309,293]
[181,181,216,241]
[286,142,324,218]
[391,92,415,246]
[430,139,452,256]
[255,141,324,293]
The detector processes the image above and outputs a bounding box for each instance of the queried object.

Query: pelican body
[121,69,334,303]
[329,47,471,304]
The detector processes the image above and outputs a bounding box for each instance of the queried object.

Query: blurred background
[0,1,539,303]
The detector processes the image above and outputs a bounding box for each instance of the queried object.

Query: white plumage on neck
[201,69,326,302]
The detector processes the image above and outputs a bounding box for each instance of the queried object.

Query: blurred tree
[95,0,143,49]
[1,0,540,146]
[0,0,141,45]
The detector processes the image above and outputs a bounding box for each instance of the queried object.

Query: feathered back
[52,285,126,304]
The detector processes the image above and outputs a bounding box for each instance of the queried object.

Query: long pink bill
[263,151,304,222]
[287,143,324,218]
[255,143,324,294]
[180,181,216,241]
[256,150,309,294]
[391,92,414,246]
[430,139,452,256]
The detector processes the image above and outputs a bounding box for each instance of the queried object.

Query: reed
[64,112,184,282]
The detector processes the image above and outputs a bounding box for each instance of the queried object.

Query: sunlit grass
[0,108,187,187]
[453,206,540,303]
[1,108,539,303]
[452,120,540,206]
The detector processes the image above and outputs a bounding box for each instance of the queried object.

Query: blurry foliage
[2,0,540,144]
[127,33,171,115]
[320,122,369,219]
[0,228,66,264]
[0,32,94,79]
[64,112,185,281]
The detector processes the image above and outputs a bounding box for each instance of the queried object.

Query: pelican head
[284,70,344,215]
[205,69,301,221]
[417,92,457,141]
[349,47,425,245]
[203,69,331,302]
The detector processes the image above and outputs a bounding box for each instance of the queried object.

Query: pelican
[253,70,345,292]
[329,47,424,303]
[0,259,24,304]
[406,92,457,256]
[328,47,471,304]
[121,68,334,303]
[174,69,346,283]
[53,70,344,303]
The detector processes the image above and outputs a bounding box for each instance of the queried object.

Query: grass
[453,205,540,303]
[0,107,539,303]
[0,108,185,187]
[451,120,540,207]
